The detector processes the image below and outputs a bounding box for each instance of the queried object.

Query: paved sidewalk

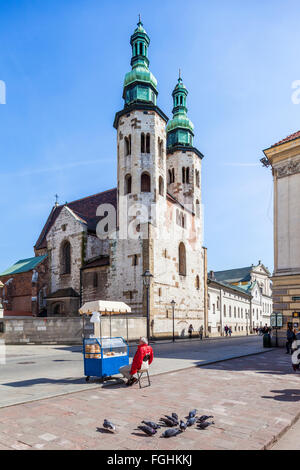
[0,349,298,450]
[0,336,268,408]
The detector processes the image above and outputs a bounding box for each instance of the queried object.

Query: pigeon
[162,428,182,438]
[103,419,116,432]
[198,421,214,430]
[165,415,179,425]
[172,412,179,421]
[186,417,196,427]
[197,415,214,423]
[138,425,157,436]
[188,409,197,418]
[159,417,177,427]
[179,420,187,431]
[142,420,161,430]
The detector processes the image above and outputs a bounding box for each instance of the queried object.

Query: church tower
[166,74,203,217]
[111,19,168,315]
[113,18,168,237]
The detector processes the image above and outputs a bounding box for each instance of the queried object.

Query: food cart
[79,300,131,382]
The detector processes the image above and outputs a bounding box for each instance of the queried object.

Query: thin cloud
[1,158,112,177]
[223,162,261,167]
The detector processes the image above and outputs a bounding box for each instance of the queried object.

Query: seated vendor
[119,337,153,386]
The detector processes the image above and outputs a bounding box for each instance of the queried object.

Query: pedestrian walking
[199,325,203,340]
[224,325,228,336]
[228,327,232,337]
[286,325,296,354]
[188,324,194,339]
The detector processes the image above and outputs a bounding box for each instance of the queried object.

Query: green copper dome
[166,114,194,133]
[122,18,158,106]
[123,66,157,90]
[167,75,194,148]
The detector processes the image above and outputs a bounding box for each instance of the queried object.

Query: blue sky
[0,0,300,273]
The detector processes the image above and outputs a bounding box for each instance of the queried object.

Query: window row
[124,173,164,195]
[124,134,164,157]
[168,167,200,186]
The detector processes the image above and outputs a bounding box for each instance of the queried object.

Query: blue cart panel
[83,337,129,380]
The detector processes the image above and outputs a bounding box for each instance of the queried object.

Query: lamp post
[171,300,176,342]
[142,270,153,342]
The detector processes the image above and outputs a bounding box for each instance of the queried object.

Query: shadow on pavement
[261,389,300,402]
[2,377,87,387]
[201,349,298,376]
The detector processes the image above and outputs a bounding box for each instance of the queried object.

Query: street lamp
[142,270,153,342]
[171,300,176,342]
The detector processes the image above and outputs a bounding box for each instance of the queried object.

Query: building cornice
[167,144,204,160]
[113,103,169,129]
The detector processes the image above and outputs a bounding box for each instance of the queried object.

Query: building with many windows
[207,261,272,336]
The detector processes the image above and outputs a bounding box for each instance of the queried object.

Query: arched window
[229,306,232,317]
[141,172,151,192]
[224,304,226,317]
[181,214,185,228]
[168,169,172,184]
[61,241,71,274]
[159,176,164,196]
[158,137,163,158]
[208,294,210,309]
[196,170,200,187]
[93,272,98,288]
[182,167,186,183]
[141,133,145,153]
[125,135,131,156]
[178,242,186,276]
[139,42,143,55]
[186,167,190,183]
[196,199,200,217]
[125,174,132,194]
[146,133,150,153]
[234,307,236,318]
[172,168,175,183]
[196,275,200,289]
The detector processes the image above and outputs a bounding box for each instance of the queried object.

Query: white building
[208,261,272,335]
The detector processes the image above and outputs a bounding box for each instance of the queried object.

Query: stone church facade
[31,19,206,336]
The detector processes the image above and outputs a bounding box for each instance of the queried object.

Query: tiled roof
[213,266,252,283]
[208,278,252,297]
[271,130,300,148]
[35,188,117,250]
[81,256,110,270]
[46,288,79,299]
[0,255,47,276]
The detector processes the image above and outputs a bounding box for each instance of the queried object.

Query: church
[0,19,206,337]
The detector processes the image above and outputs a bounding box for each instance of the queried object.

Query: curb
[0,347,275,410]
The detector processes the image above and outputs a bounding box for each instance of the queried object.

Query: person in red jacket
[119,337,153,386]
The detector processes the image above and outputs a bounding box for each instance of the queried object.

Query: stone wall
[0,316,148,344]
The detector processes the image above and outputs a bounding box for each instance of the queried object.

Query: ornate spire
[122,19,158,107]
[166,74,194,149]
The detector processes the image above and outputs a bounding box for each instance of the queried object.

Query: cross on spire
[54,194,59,207]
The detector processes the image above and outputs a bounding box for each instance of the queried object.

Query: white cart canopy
[79,300,131,315]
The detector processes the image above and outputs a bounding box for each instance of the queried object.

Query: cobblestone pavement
[0,336,267,408]
[0,348,299,450]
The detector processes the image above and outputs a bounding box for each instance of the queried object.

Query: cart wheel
[85,376,90,382]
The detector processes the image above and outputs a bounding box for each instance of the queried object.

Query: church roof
[35,188,117,250]
[0,255,47,276]
[213,266,253,283]
[271,130,300,148]
[208,278,252,297]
